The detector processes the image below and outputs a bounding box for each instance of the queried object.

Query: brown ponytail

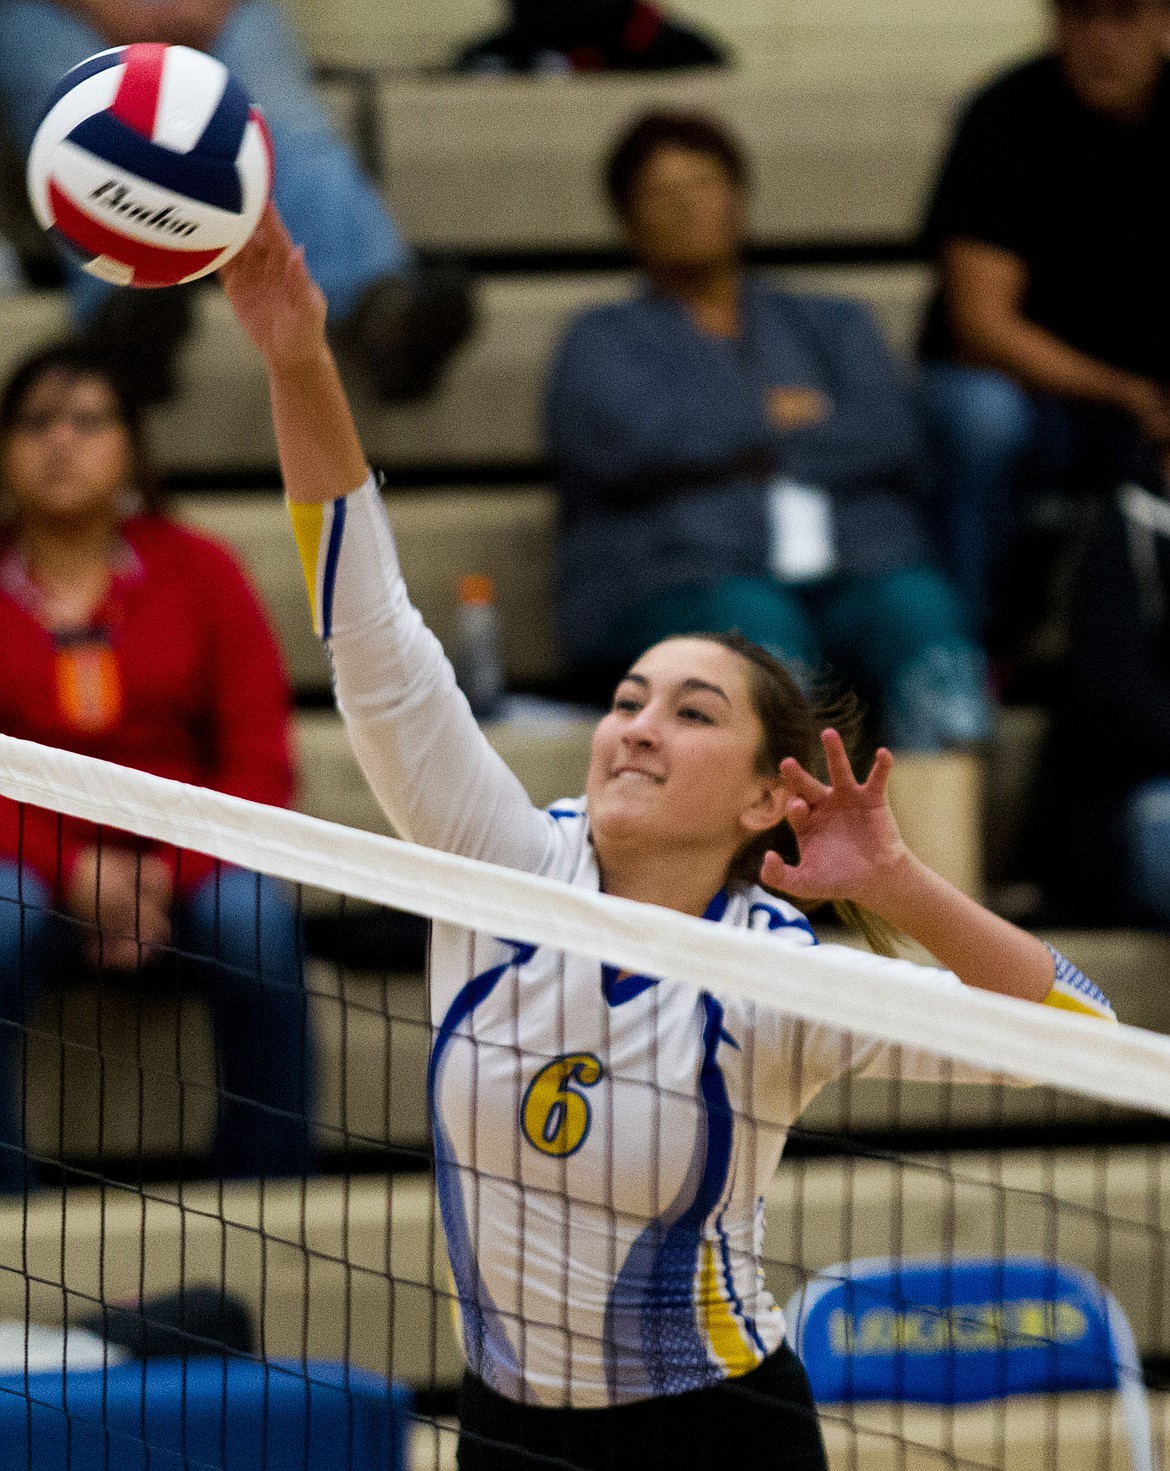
[706,631,902,958]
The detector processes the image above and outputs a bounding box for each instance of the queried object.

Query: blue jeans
[0,862,314,1191]
[0,1,411,322]
[609,567,991,752]
[918,364,1154,631]
[1123,778,1170,928]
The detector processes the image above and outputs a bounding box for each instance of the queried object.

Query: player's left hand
[759,729,908,906]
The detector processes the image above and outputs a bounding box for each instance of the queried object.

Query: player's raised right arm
[220,208,553,871]
[221,206,368,507]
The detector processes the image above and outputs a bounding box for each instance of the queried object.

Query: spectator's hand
[220,205,329,375]
[759,729,907,907]
[768,386,832,433]
[67,847,173,971]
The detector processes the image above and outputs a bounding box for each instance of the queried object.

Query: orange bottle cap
[458,574,495,605]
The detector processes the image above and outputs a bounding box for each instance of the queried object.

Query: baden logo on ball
[26,43,272,289]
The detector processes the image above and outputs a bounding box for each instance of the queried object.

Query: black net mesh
[0,803,1165,1470]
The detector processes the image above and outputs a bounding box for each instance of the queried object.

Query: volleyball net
[0,732,1167,1469]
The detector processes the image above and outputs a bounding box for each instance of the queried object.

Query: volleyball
[25,44,272,289]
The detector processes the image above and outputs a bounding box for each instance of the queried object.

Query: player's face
[623,146,745,274]
[587,638,785,864]
[1055,0,1169,121]
[1,372,134,527]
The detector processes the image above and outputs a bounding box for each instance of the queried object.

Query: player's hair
[604,110,749,219]
[703,630,901,957]
[0,342,164,513]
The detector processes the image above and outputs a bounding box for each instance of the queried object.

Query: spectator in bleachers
[0,342,313,1190]
[456,0,727,73]
[548,111,989,752]
[918,0,1170,634]
[1024,474,1170,927]
[0,0,474,405]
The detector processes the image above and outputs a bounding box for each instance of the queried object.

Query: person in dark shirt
[548,111,989,751]
[0,0,475,407]
[1025,474,1170,927]
[918,0,1170,630]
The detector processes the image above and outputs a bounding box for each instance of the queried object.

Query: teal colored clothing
[604,569,990,751]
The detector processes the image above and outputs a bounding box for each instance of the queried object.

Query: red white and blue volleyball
[26,45,272,288]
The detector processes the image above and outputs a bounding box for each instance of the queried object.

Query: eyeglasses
[11,408,122,437]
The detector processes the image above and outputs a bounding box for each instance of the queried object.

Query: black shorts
[456,1342,830,1471]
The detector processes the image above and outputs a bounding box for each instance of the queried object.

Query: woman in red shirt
[0,343,312,1189]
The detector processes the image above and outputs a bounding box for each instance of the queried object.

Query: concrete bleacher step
[288,0,1044,76]
[0,264,931,475]
[377,72,961,253]
[179,486,566,691]
[0,1172,462,1387]
[1,1145,1166,1394]
[21,960,432,1161]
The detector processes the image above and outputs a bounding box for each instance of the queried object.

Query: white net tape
[2,730,1169,1118]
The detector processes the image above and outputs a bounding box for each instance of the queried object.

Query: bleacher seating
[0,266,931,475]
[284,0,1046,254]
[1,1145,1165,1395]
[378,73,965,253]
[287,0,1044,79]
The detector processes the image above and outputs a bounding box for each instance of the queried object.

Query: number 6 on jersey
[521,1053,603,1157]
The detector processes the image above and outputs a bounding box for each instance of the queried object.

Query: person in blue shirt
[547,110,989,752]
[0,0,475,407]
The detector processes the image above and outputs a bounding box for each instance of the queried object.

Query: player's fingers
[761,851,821,901]
[779,756,829,803]
[759,850,793,890]
[784,795,812,832]
[821,728,860,792]
[863,747,894,801]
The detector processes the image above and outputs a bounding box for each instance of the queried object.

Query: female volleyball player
[223,208,1116,1471]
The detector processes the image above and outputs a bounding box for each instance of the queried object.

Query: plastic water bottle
[453,574,505,720]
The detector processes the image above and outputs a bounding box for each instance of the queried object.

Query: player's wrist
[266,342,334,384]
[849,847,931,925]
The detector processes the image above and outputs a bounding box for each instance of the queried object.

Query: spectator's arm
[58,0,236,48]
[545,313,776,504]
[779,298,923,490]
[943,238,1170,445]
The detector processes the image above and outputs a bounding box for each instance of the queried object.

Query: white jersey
[290,478,1115,1409]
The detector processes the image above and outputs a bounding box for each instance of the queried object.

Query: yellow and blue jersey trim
[1042,945,1116,1023]
[288,495,347,640]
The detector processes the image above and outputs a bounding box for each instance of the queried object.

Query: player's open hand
[759,729,908,906]
[220,204,327,374]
